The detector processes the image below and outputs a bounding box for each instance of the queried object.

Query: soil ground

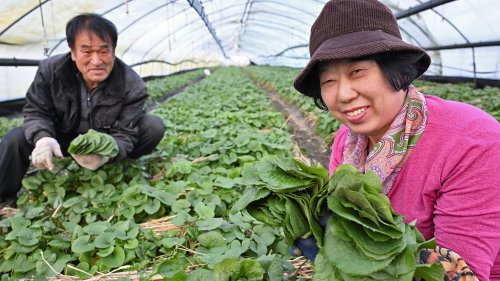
[246,75,332,169]
[266,91,332,169]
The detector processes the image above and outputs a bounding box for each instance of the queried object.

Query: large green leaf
[323,222,396,275]
[256,161,314,192]
[156,254,190,278]
[212,258,264,281]
[17,228,41,246]
[197,231,227,248]
[144,198,161,214]
[230,185,270,214]
[194,202,215,219]
[100,245,125,268]
[71,235,95,254]
[196,218,224,231]
[83,221,111,235]
[94,232,116,248]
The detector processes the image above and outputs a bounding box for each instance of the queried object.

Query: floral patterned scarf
[342,86,427,194]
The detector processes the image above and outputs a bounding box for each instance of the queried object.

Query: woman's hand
[290,236,319,261]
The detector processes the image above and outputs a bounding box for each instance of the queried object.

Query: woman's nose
[337,78,357,102]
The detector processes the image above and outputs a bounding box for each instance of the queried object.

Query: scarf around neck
[342,86,427,194]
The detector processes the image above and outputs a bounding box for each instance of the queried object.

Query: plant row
[145,69,206,102]
[413,80,500,121]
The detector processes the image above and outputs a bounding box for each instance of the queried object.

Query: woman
[292,0,500,280]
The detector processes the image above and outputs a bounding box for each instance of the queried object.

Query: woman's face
[319,59,405,144]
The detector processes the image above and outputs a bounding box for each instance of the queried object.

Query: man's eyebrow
[79,44,111,49]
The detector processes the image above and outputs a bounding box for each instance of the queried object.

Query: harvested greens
[67,129,118,157]
[231,157,329,246]
[233,157,444,280]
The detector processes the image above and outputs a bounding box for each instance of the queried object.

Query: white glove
[31,137,63,171]
[72,154,109,171]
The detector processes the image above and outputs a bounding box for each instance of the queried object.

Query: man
[0,13,165,208]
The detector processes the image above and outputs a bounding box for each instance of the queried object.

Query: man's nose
[90,52,102,65]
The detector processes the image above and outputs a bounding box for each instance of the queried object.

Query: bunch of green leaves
[314,164,444,280]
[67,129,119,157]
[231,156,329,246]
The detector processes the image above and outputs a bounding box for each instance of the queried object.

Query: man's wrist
[33,132,53,145]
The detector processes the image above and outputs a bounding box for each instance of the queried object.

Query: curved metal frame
[47,0,137,56]
[0,0,50,38]
[0,0,499,83]
[394,0,481,82]
[187,0,227,58]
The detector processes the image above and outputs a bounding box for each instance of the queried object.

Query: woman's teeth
[345,107,366,117]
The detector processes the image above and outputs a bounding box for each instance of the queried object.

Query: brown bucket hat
[293,0,431,97]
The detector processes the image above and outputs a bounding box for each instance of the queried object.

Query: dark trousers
[0,114,165,201]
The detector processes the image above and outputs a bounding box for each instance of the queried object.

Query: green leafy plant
[231,157,328,246]
[236,157,445,280]
[68,129,119,157]
[315,164,444,280]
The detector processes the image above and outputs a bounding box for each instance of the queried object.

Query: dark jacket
[22,53,148,161]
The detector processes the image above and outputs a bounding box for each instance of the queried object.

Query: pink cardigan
[329,95,500,281]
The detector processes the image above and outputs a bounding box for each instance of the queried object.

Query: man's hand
[31,137,63,171]
[72,154,109,170]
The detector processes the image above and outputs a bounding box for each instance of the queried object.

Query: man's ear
[70,48,76,61]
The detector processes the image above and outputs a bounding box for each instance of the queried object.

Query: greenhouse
[0,0,499,280]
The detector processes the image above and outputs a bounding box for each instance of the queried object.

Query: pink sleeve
[328,125,349,177]
[434,131,500,280]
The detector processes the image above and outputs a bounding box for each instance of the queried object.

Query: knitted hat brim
[293,30,431,97]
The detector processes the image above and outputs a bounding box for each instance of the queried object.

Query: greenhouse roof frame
[0,0,499,100]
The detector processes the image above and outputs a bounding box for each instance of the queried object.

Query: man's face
[70,31,115,90]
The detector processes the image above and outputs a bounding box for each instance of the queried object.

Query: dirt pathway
[266,91,331,168]
[245,72,331,168]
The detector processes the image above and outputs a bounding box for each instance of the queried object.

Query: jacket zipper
[88,91,94,128]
